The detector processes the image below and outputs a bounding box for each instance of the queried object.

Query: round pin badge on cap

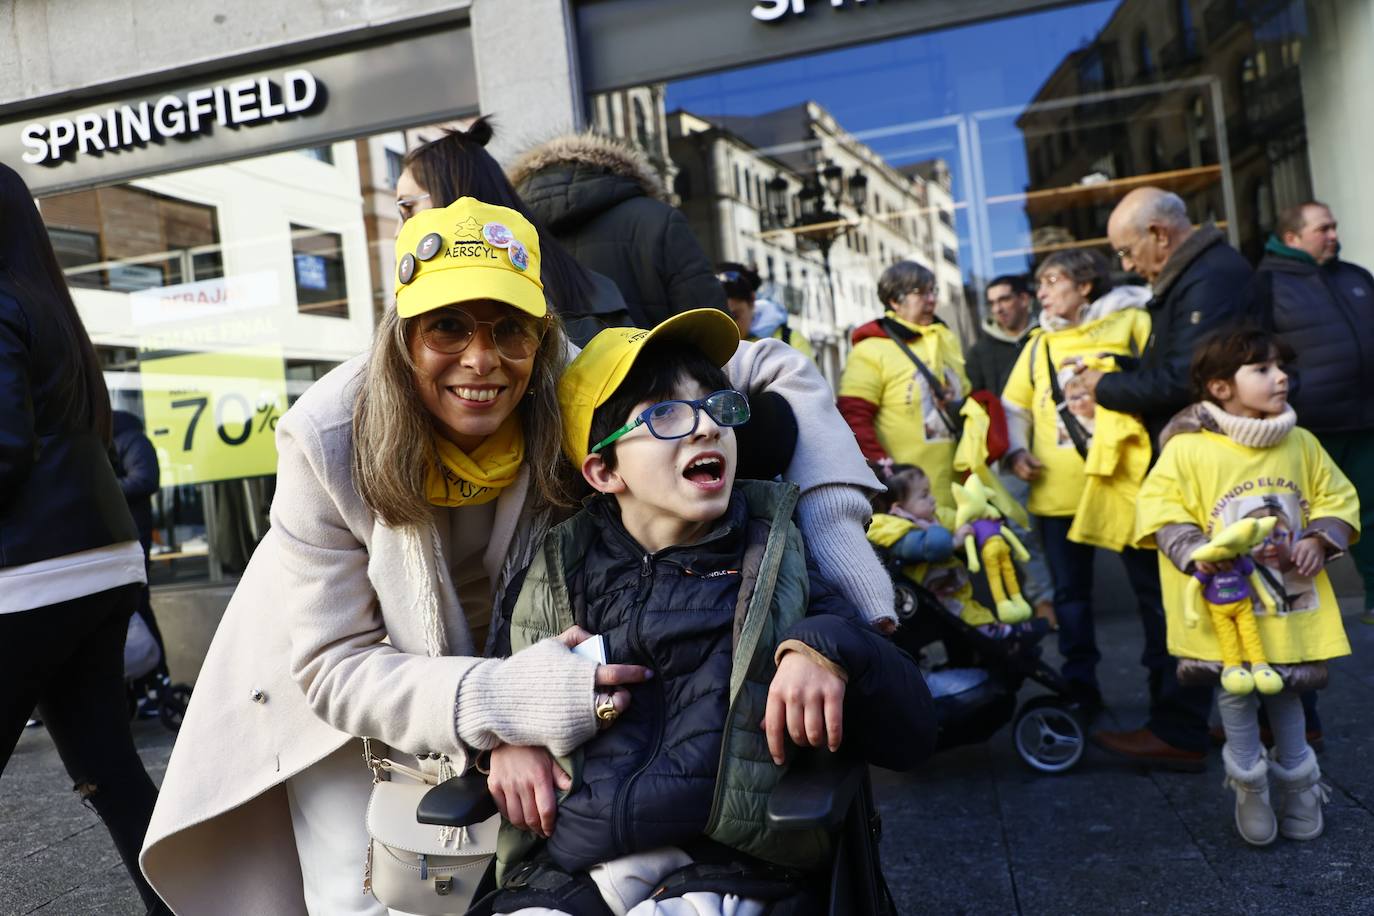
[416,232,443,261]
[398,252,417,284]
[508,239,530,272]
[483,222,514,249]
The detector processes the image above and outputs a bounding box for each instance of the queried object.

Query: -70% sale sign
[141,349,289,487]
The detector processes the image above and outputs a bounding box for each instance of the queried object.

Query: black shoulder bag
[1040,338,1091,460]
[879,318,964,438]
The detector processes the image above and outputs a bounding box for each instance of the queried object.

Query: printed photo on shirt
[1053,368,1096,450]
[1223,493,1319,615]
[915,367,960,444]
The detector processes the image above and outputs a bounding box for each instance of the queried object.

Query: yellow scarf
[426,414,525,507]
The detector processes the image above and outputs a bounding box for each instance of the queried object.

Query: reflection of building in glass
[1018,0,1309,264]
[42,141,378,585]
[594,92,963,379]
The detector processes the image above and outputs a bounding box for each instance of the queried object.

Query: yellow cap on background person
[393,197,546,319]
[558,308,741,466]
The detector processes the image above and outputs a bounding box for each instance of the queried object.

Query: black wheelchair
[409,747,897,914]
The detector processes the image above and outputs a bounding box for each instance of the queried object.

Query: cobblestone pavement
[4,557,1373,914]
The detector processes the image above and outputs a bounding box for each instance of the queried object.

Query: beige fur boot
[1267,747,1330,841]
[1221,744,1277,846]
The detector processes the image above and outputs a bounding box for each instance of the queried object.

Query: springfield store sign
[2,24,481,196]
[20,70,321,165]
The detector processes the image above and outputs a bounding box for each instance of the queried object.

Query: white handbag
[363,740,500,914]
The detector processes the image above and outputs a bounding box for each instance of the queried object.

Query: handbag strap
[879,318,959,435]
[1043,340,1091,460]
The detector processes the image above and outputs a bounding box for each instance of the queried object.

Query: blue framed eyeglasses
[591,389,751,454]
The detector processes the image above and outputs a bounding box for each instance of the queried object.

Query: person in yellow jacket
[717,262,816,360]
[1135,325,1357,846]
[1001,248,1151,717]
[839,261,968,516]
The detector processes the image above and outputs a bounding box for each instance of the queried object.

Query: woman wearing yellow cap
[142,197,893,914]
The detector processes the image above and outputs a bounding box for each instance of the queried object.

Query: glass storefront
[37,123,463,586]
[587,0,1339,379]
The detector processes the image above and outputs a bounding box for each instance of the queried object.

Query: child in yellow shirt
[1135,326,1358,847]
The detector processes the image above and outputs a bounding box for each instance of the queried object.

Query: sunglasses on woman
[592,389,751,454]
[413,307,547,360]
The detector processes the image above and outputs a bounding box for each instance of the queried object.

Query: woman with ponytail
[395,117,635,345]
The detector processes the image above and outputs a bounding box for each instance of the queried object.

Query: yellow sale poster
[141,349,288,486]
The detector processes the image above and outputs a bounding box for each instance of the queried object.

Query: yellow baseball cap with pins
[558,308,740,467]
[393,197,546,319]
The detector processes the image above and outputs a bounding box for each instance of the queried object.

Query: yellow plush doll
[1184,516,1283,696]
[952,476,1032,623]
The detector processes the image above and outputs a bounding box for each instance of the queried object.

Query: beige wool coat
[140,340,880,915]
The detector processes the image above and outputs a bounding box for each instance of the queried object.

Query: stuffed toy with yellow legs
[1185,516,1283,696]
[952,476,1033,623]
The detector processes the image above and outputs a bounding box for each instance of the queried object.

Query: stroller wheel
[1012,696,1085,774]
[159,684,193,732]
[894,582,922,621]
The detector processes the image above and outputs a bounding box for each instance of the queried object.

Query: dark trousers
[0,583,171,916]
[1038,517,1212,751]
[1038,516,1099,690]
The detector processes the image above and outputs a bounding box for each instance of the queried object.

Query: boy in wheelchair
[478,311,934,915]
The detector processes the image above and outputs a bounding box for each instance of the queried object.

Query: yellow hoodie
[839,314,968,513]
[1002,305,1150,517]
[1135,424,1357,664]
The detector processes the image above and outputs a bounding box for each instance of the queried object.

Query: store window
[35,125,459,587]
[292,225,349,319]
[589,0,1334,373]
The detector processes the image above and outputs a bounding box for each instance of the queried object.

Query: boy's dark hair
[1190,323,1296,403]
[588,339,732,472]
[869,462,928,515]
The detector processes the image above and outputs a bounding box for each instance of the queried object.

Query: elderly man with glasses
[1071,186,1252,770]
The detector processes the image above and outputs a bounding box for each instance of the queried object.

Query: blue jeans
[1037,516,1099,691]
[1037,516,1212,751]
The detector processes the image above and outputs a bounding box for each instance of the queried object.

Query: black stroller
[887,559,1089,773]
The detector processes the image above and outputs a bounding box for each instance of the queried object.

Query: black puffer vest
[1254,251,1374,433]
[546,493,752,871]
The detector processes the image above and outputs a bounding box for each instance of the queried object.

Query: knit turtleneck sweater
[1199,401,1297,448]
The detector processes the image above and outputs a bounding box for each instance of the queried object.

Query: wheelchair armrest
[416,771,499,827]
[765,749,866,832]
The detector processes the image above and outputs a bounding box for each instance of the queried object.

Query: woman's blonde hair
[352,305,572,527]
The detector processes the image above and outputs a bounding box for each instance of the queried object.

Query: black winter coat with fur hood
[510,133,727,328]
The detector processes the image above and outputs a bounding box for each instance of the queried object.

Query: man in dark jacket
[966,274,1036,395]
[1078,187,1251,769]
[1251,201,1374,624]
[509,132,726,327]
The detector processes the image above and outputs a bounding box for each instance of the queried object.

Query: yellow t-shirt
[839,315,968,513]
[1002,308,1150,517]
[1134,427,1358,664]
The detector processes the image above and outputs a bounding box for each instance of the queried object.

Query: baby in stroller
[866,463,1086,772]
[866,462,1046,643]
